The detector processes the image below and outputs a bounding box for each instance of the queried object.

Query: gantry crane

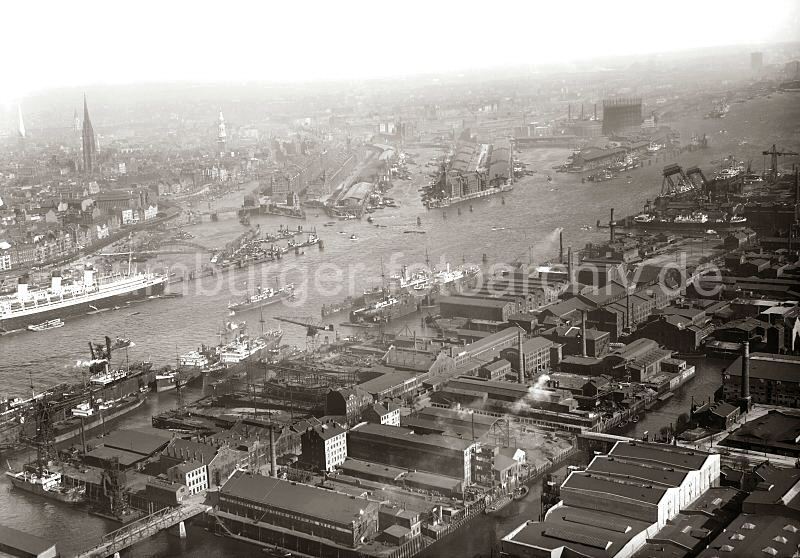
[762,144,799,183]
[275,316,334,352]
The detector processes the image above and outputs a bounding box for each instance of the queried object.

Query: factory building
[347,423,476,485]
[722,352,800,408]
[601,98,643,137]
[501,441,720,558]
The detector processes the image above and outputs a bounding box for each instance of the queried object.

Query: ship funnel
[17,276,29,298]
[51,273,62,293]
[83,268,95,288]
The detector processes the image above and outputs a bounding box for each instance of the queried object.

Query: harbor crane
[275,316,334,352]
[762,144,799,183]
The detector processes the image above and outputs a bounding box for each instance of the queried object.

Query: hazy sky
[3,0,799,104]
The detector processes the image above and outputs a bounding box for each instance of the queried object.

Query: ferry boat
[6,466,86,504]
[27,318,64,331]
[0,267,167,331]
[228,284,294,312]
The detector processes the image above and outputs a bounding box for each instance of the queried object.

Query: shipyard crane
[275,316,334,352]
[762,144,799,183]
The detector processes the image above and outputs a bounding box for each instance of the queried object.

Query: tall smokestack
[594,103,597,120]
[269,424,278,478]
[567,246,574,284]
[559,231,564,264]
[517,329,524,384]
[740,341,751,412]
[581,310,587,357]
[610,208,616,243]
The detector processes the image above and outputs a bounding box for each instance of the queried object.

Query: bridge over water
[73,502,210,558]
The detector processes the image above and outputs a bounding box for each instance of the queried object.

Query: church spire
[81,94,97,173]
[17,105,25,138]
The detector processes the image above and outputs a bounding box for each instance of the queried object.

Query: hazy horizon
[3,0,799,105]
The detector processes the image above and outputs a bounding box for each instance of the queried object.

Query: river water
[0,92,798,557]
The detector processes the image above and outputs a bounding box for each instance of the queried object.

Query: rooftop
[724,353,800,382]
[587,456,690,487]
[503,505,650,558]
[349,423,474,451]
[97,428,172,456]
[0,524,57,557]
[563,472,668,505]
[697,514,800,557]
[221,471,378,526]
[609,441,711,471]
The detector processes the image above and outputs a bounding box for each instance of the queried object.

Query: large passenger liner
[0,267,167,331]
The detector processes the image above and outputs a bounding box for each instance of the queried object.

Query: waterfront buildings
[300,423,348,472]
[501,441,720,558]
[722,353,800,408]
[347,423,476,485]
[217,472,380,549]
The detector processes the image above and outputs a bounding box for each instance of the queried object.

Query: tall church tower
[217,111,227,155]
[81,95,97,173]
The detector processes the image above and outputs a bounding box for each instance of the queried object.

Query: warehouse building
[217,472,380,549]
[347,423,476,485]
[439,295,516,322]
[722,353,800,408]
[501,441,720,558]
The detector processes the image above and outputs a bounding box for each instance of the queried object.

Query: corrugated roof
[221,472,378,525]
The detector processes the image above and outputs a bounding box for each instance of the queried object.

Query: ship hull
[629,221,747,231]
[51,395,146,445]
[1,281,166,332]
[7,475,85,504]
[228,293,290,312]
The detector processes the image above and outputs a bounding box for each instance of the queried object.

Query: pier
[73,502,210,558]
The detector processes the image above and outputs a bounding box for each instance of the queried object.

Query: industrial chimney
[269,424,278,478]
[581,310,588,357]
[609,208,616,244]
[740,341,751,413]
[559,231,564,264]
[517,328,525,384]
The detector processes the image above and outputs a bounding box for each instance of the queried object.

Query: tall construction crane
[275,316,334,352]
[762,144,799,183]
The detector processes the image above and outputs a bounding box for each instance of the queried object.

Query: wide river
[0,92,798,557]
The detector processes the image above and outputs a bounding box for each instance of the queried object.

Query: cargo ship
[6,466,86,504]
[630,211,747,230]
[215,321,283,365]
[0,336,152,450]
[351,293,420,323]
[0,267,167,332]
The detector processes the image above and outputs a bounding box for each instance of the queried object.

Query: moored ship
[6,466,86,504]
[0,267,167,332]
[228,283,294,312]
[215,322,283,365]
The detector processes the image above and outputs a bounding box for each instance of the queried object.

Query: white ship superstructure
[0,268,167,330]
